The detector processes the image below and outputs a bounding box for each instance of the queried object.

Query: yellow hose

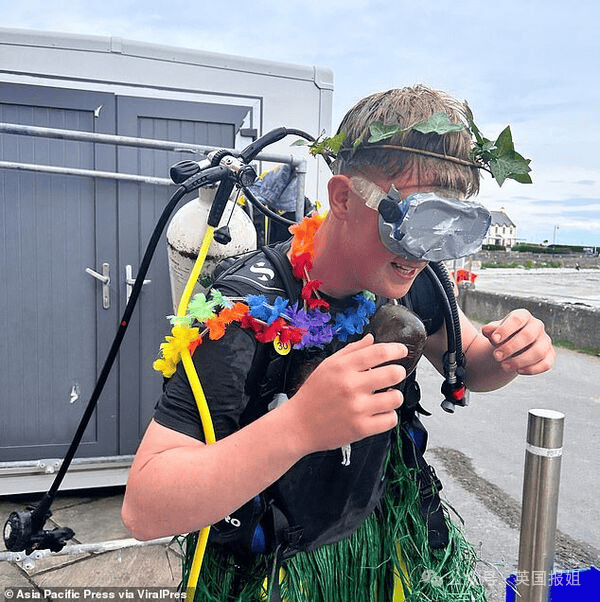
[175,225,217,598]
[392,541,409,601]
[176,219,407,600]
[177,225,215,319]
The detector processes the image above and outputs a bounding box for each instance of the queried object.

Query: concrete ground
[1,475,516,600]
[474,267,600,308]
[0,489,181,591]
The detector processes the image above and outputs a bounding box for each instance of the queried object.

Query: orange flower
[290,213,324,258]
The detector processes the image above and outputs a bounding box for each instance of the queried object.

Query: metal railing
[0,122,308,218]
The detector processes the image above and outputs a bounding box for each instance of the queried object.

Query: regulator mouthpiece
[4,507,74,554]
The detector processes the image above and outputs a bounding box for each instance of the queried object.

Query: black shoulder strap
[400,424,449,549]
[261,243,298,300]
[228,243,299,424]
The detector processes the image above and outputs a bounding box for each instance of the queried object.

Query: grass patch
[552,339,600,357]
[481,260,561,269]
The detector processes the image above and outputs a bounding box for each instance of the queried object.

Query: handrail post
[516,408,565,602]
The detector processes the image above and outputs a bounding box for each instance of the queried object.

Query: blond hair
[333,85,480,197]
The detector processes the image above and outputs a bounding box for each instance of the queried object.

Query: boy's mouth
[391,258,425,277]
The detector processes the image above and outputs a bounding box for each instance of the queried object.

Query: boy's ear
[327,175,352,219]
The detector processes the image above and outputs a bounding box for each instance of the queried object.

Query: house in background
[483,209,517,248]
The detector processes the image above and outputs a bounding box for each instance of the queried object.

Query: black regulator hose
[239,127,315,163]
[238,127,316,227]
[424,262,468,413]
[427,262,463,363]
[3,166,230,554]
[240,185,297,227]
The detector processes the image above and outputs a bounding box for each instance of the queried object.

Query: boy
[123,85,554,600]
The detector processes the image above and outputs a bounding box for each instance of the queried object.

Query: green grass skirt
[179,427,487,601]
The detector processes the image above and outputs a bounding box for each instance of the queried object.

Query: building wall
[0,28,334,489]
[484,224,517,248]
[0,27,334,201]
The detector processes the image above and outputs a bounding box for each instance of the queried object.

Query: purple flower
[282,294,376,347]
[285,303,333,348]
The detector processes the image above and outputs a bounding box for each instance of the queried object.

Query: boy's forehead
[352,173,459,206]
[365,166,436,191]
[367,164,466,199]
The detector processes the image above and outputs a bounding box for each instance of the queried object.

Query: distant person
[123,85,555,601]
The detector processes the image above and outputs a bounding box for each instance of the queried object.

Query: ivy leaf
[510,171,533,184]
[412,112,465,135]
[471,138,496,164]
[488,126,532,185]
[509,152,533,184]
[319,131,346,155]
[295,131,347,158]
[490,153,532,186]
[478,139,496,153]
[494,126,515,156]
[465,104,484,145]
[368,123,405,143]
[352,131,366,151]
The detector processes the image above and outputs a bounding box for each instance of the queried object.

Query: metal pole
[0,160,173,186]
[516,409,565,602]
[294,158,308,222]
[0,122,307,167]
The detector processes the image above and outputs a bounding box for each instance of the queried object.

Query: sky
[2,0,599,246]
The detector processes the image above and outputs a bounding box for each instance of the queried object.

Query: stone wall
[474,250,600,269]
[458,288,600,351]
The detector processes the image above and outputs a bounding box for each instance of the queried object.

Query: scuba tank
[166,185,257,312]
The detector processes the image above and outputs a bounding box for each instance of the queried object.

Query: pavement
[0,488,181,591]
[0,473,516,600]
[421,346,600,602]
[473,267,600,309]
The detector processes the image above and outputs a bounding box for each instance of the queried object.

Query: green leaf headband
[294,110,532,187]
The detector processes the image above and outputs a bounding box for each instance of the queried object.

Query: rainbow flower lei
[153,214,376,378]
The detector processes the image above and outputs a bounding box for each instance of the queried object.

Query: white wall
[0,27,334,202]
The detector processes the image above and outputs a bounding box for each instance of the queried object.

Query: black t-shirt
[153,246,445,554]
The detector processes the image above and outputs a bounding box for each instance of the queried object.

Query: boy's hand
[481,309,555,375]
[286,334,407,454]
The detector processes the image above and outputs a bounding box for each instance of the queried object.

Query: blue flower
[353,294,377,318]
[248,295,290,325]
[247,295,270,321]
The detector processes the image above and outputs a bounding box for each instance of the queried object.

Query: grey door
[0,84,119,461]
[0,85,250,462]
[114,96,251,454]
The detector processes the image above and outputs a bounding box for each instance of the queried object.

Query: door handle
[125,264,151,303]
[85,263,110,309]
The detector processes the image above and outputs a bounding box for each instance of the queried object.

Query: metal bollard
[516,409,565,602]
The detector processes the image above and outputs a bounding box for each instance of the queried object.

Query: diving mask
[350,177,491,262]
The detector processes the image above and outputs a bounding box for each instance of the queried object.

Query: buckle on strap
[418,465,443,502]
